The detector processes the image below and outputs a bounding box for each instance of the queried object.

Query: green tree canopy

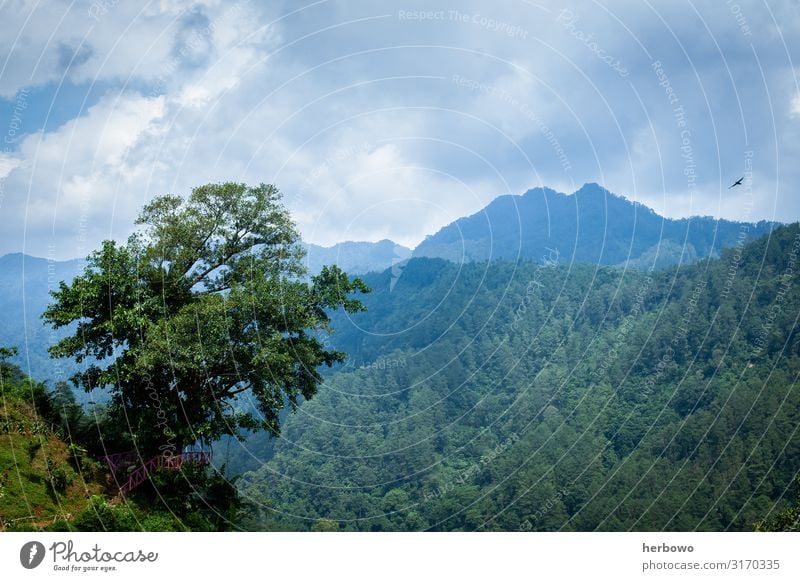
[43,182,369,457]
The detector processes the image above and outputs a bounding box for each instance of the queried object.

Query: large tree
[43,182,369,458]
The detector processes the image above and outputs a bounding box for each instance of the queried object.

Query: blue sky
[1,0,799,259]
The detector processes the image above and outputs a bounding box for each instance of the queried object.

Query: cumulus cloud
[1,0,798,258]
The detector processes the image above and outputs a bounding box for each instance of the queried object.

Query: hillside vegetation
[240,224,800,531]
[0,351,240,531]
[0,370,99,530]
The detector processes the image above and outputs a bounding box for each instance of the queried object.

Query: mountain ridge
[0,184,782,386]
[239,223,800,531]
[414,182,778,268]
[302,239,412,276]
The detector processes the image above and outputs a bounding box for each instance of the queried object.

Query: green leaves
[42,182,369,457]
[312,265,371,317]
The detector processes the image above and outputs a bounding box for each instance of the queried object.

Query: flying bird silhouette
[728,176,744,189]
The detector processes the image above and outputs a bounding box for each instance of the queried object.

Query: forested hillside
[239,224,800,531]
[0,347,244,532]
[414,183,776,267]
[0,349,101,530]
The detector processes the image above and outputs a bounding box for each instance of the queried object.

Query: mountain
[238,224,800,531]
[0,253,85,389]
[303,240,412,275]
[414,183,777,268]
[0,185,774,387]
[0,239,411,387]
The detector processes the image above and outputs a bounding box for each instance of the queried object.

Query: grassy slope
[0,389,106,530]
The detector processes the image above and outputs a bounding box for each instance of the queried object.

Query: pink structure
[101,451,212,497]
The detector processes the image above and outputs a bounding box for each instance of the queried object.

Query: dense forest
[1,182,369,531]
[238,224,800,531]
[2,183,799,533]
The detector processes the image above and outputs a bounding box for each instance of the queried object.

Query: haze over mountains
[303,239,412,277]
[1,182,797,532]
[0,242,410,385]
[0,183,780,386]
[0,253,85,387]
[415,183,776,268]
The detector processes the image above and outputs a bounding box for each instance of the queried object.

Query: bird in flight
[728,176,744,189]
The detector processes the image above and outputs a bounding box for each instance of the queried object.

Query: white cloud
[0,154,20,178]
[0,0,276,257]
[1,0,797,258]
[292,142,497,248]
[5,90,165,257]
[0,0,268,99]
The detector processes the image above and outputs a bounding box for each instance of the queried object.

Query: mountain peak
[520,186,561,199]
[574,182,612,196]
[414,183,777,267]
[302,239,411,275]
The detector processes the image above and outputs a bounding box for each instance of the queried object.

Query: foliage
[754,479,800,532]
[0,358,102,530]
[240,224,800,531]
[43,182,369,458]
[69,495,173,532]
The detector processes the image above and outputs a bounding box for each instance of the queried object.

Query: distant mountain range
[0,242,413,386]
[0,184,781,385]
[303,239,411,276]
[0,253,85,390]
[414,183,777,268]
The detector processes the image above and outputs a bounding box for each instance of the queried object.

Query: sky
[0,0,799,259]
